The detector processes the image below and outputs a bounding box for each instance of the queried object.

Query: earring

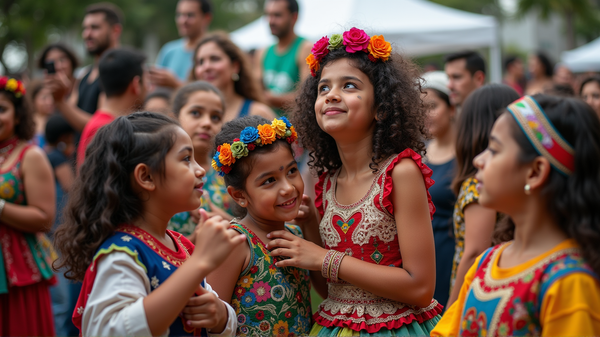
[232,73,240,81]
[524,184,531,195]
[240,201,245,206]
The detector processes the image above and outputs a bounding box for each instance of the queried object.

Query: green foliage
[428,0,503,18]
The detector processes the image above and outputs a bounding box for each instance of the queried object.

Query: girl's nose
[473,151,485,170]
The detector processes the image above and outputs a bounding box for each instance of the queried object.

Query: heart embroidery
[333,213,362,235]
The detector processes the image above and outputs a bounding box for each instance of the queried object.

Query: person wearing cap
[421,70,457,307]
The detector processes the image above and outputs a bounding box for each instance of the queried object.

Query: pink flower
[343,28,370,53]
[250,281,271,302]
[311,36,330,60]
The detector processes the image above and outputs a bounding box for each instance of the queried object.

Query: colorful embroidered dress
[73,225,207,336]
[432,239,600,336]
[312,149,443,335]
[229,222,312,336]
[169,168,233,236]
[451,177,479,291]
[0,145,56,336]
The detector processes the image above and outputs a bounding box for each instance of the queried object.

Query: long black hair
[54,112,180,280]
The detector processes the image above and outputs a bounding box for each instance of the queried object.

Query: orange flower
[368,35,392,62]
[257,124,276,145]
[306,53,320,77]
[218,143,235,166]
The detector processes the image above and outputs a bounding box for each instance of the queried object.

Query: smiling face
[240,143,304,224]
[473,113,530,214]
[177,90,224,156]
[157,127,206,214]
[314,58,376,142]
[194,41,238,91]
[0,93,17,142]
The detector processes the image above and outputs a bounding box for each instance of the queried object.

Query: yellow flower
[271,119,287,137]
[211,159,220,171]
[239,275,254,288]
[5,79,18,92]
[218,143,235,166]
[273,320,289,337]
[257,124,276,145]
[0,182,15,199]
[368,35,392,61]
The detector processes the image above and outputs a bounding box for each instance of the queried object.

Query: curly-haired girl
[267,28,443,335]
[433,95,600,335]
[53,112,245,336]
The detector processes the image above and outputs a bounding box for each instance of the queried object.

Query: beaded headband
[306,27,392,77]
[507,96,575,175]
[0,76,26,98]
[211,117,298,176]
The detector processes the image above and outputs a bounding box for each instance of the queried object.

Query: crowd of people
[1,0,600,336]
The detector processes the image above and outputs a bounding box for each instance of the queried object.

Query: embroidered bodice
[313,149,442,333]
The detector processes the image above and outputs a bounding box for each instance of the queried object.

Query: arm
[269,159,437,307]
[1,146,55,233]
[182,280,238,336]
[205,234,250,304]
[55,162,75,192]
[447,203,496,306]
[45,72,93,132]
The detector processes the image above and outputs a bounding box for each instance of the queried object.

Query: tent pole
[489,23,502,83]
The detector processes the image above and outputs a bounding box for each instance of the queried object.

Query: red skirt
[0,281,55,336]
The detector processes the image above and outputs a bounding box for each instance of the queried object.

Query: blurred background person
[421,71,457,307]
[191,32,275,122]
[144,88,174,116]
[444,50,486,109]
[580,75,600,118]
[29,79,55,149]
[502,55,525,96]
[525,51,553,95]
[38,42,80,101]
[151,0,212,89]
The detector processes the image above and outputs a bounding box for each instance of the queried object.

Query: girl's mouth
[278,197,297,208]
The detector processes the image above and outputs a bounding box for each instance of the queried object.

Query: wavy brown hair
[291,47,427,175]
[190,32,263,103]
[0,87,35,141]
[53,112,180,280]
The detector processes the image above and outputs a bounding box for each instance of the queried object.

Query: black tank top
[77,68,101,114]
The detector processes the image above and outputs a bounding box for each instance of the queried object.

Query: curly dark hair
[0,88,35,141]
[498,94,600,275]
[53,112,180,280]
[215,115,294,217]
[291,48,427,176]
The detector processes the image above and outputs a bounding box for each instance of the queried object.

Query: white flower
[162,261,171,270]
[121,235,132,242]
[77,306,84,315]
[151,276,160,289]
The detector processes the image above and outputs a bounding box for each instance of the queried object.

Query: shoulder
[249,101,276,119]
[160,39,184,52]
[458,177,479,206]
[296,40,312,62]
[21,145,51,170]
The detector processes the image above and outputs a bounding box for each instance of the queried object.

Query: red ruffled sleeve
[314,172,329,218]
[379,149,436,220]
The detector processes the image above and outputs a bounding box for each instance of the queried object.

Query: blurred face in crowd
[528,55,545,78]
[507,58,524,80]
[34,88,55,116]
[445,58,482,107]
[582,81,600,118]
[553,65,574,86]
[44,48,74,78]
[144,96,172,116]
[176,0,208,40]
[0,94,17,141]
[177,90,223,154]
[422,89,455,138]
[265,0,296,39]
[194,41,239,91]
[82,13,118,56]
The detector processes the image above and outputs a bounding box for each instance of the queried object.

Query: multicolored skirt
[310,316,440,336]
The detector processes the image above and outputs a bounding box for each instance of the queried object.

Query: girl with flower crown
[266,28,443,335]
[205,115,314,336]
[0,76,57,335]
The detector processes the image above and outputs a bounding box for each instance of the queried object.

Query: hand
[182,287,228,332]
[191,209,245,273]
[291,194,319,230]
[149,67,182,88]
[266,230,327,271]
[44,72,71,101]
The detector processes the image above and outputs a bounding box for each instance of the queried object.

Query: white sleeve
[81,252,161,337]
[204,280,238,336]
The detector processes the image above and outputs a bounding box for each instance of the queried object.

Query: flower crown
[0,76,26,98]
[211,117,298,176]
[306,27,392,77]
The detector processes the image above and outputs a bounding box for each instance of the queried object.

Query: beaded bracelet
[329,251,346,283]
[321,250,337,279]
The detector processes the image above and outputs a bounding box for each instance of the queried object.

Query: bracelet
[0,199,5,217]
[329,251,346,283]
[321,250,336,279]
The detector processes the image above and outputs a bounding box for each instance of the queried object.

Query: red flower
[255,311,265,320]
[247,143,256,150]
[295,291,303,302]
[234,138,240,142]
[285,311,292,318]
[250,266,258,274]
[342,27,370,53]
[311,36,330,60]
[217,145,222,152]
[221,166,232,174]
[0,77,7,87]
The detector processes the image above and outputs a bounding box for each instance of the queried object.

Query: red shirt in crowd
[76,110,115,168]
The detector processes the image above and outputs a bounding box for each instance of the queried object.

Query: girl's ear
[132,163,156,192]
[525,156,551,193]
[227,185,248,208]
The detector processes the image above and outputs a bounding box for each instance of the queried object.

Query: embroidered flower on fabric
[273,320,289,337]
[121,235,132,242]
[241,292,256,307]
[251,281,271,302]
[162,261,171,270]
[151,276,159,289]
[259,320,270,332]
[239,275,254,288]
[77,306,84,315]
[270,284,285,302]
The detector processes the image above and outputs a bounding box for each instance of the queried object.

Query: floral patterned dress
[229,222,312,337]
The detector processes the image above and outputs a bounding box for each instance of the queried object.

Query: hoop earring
[232,73,240,81]
[524,184,531,195]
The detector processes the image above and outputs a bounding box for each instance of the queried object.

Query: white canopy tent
[231,0,501,82]
[561,37,600,73]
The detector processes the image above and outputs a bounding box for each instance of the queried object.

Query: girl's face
[582,81,600,118]
[194,42,239,90]
[422,89,454,138]
[0,94,17,141]
[241,144,304,223]
[34,87,55,116]
[178,90,224,155]
[528,55,543,77]
[473,113,529,214]
[158,127,206,214]
[314,58,376,141]
[45,49,74,77]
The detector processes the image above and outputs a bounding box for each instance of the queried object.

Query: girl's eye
[487,147,497,155]
[262,177,276,185]
[211,114,222,123]
[288,167,298,175]
[344,82,357,89]
[190,110,201,117]
[319,85,330,94]
[183,156,191,163]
